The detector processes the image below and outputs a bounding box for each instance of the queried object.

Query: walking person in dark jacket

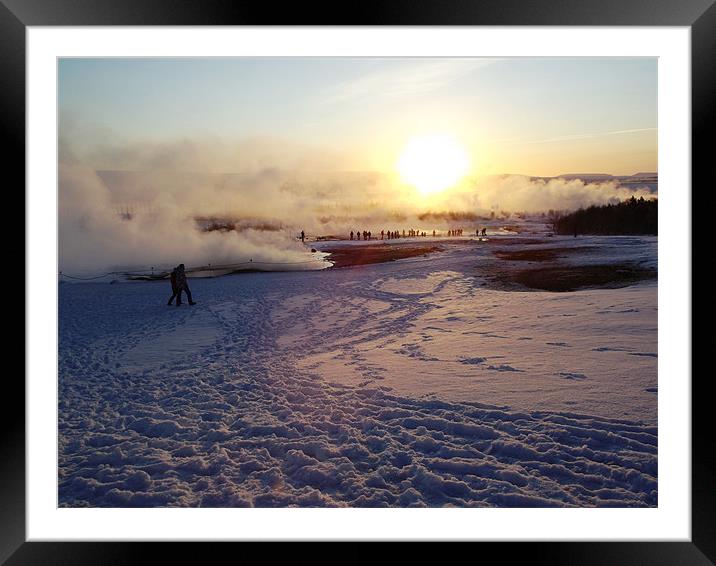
[174,264,196,306]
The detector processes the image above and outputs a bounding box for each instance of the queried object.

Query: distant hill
[556,173,657,181]
[556,173,614,180]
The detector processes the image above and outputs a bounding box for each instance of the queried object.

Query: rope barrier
[58,257,327,281]
[58,272,122,281]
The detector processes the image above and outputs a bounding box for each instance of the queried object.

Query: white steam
[59,137,656,274]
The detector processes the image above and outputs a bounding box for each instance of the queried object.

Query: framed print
[7,0,712,561]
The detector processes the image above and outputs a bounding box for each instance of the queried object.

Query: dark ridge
[510,263,657,292]
[493,246,589,262]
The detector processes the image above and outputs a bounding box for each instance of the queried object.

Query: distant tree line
[551,197,657,235]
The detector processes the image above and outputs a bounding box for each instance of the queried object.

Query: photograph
[56,56,660,509]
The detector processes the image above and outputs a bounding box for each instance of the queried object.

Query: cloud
[500,127,657,146]
[322,59,494,105]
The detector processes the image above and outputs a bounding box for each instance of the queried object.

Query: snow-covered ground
[58,232,657,507]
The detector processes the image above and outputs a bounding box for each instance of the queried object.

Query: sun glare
[396,134,470,195]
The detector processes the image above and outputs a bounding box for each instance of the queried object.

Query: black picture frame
[6,0,711,561]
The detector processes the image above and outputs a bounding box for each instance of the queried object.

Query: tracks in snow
[59,264,657,507]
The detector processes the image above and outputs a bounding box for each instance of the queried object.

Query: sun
[396,134,470,195]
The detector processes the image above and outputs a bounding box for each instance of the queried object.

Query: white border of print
[27,26,690,541]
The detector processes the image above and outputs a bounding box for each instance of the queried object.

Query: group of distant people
[348,227,488,240]
[446,228,486,236]
[383,229,429,239]
[350,230,373,241]
[383,229,428,239]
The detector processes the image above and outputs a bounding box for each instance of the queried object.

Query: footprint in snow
[487,364,523,372]
[560,372,588,380]
[460,357,486,365]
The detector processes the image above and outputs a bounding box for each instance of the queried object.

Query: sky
[59,57,657,177]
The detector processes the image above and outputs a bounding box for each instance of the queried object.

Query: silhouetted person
[300,230,305,243]
[350,231,354,240]
[167,267,180,306]
[174,264,196,306]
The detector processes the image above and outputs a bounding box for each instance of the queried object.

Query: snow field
[59,235,657,507]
